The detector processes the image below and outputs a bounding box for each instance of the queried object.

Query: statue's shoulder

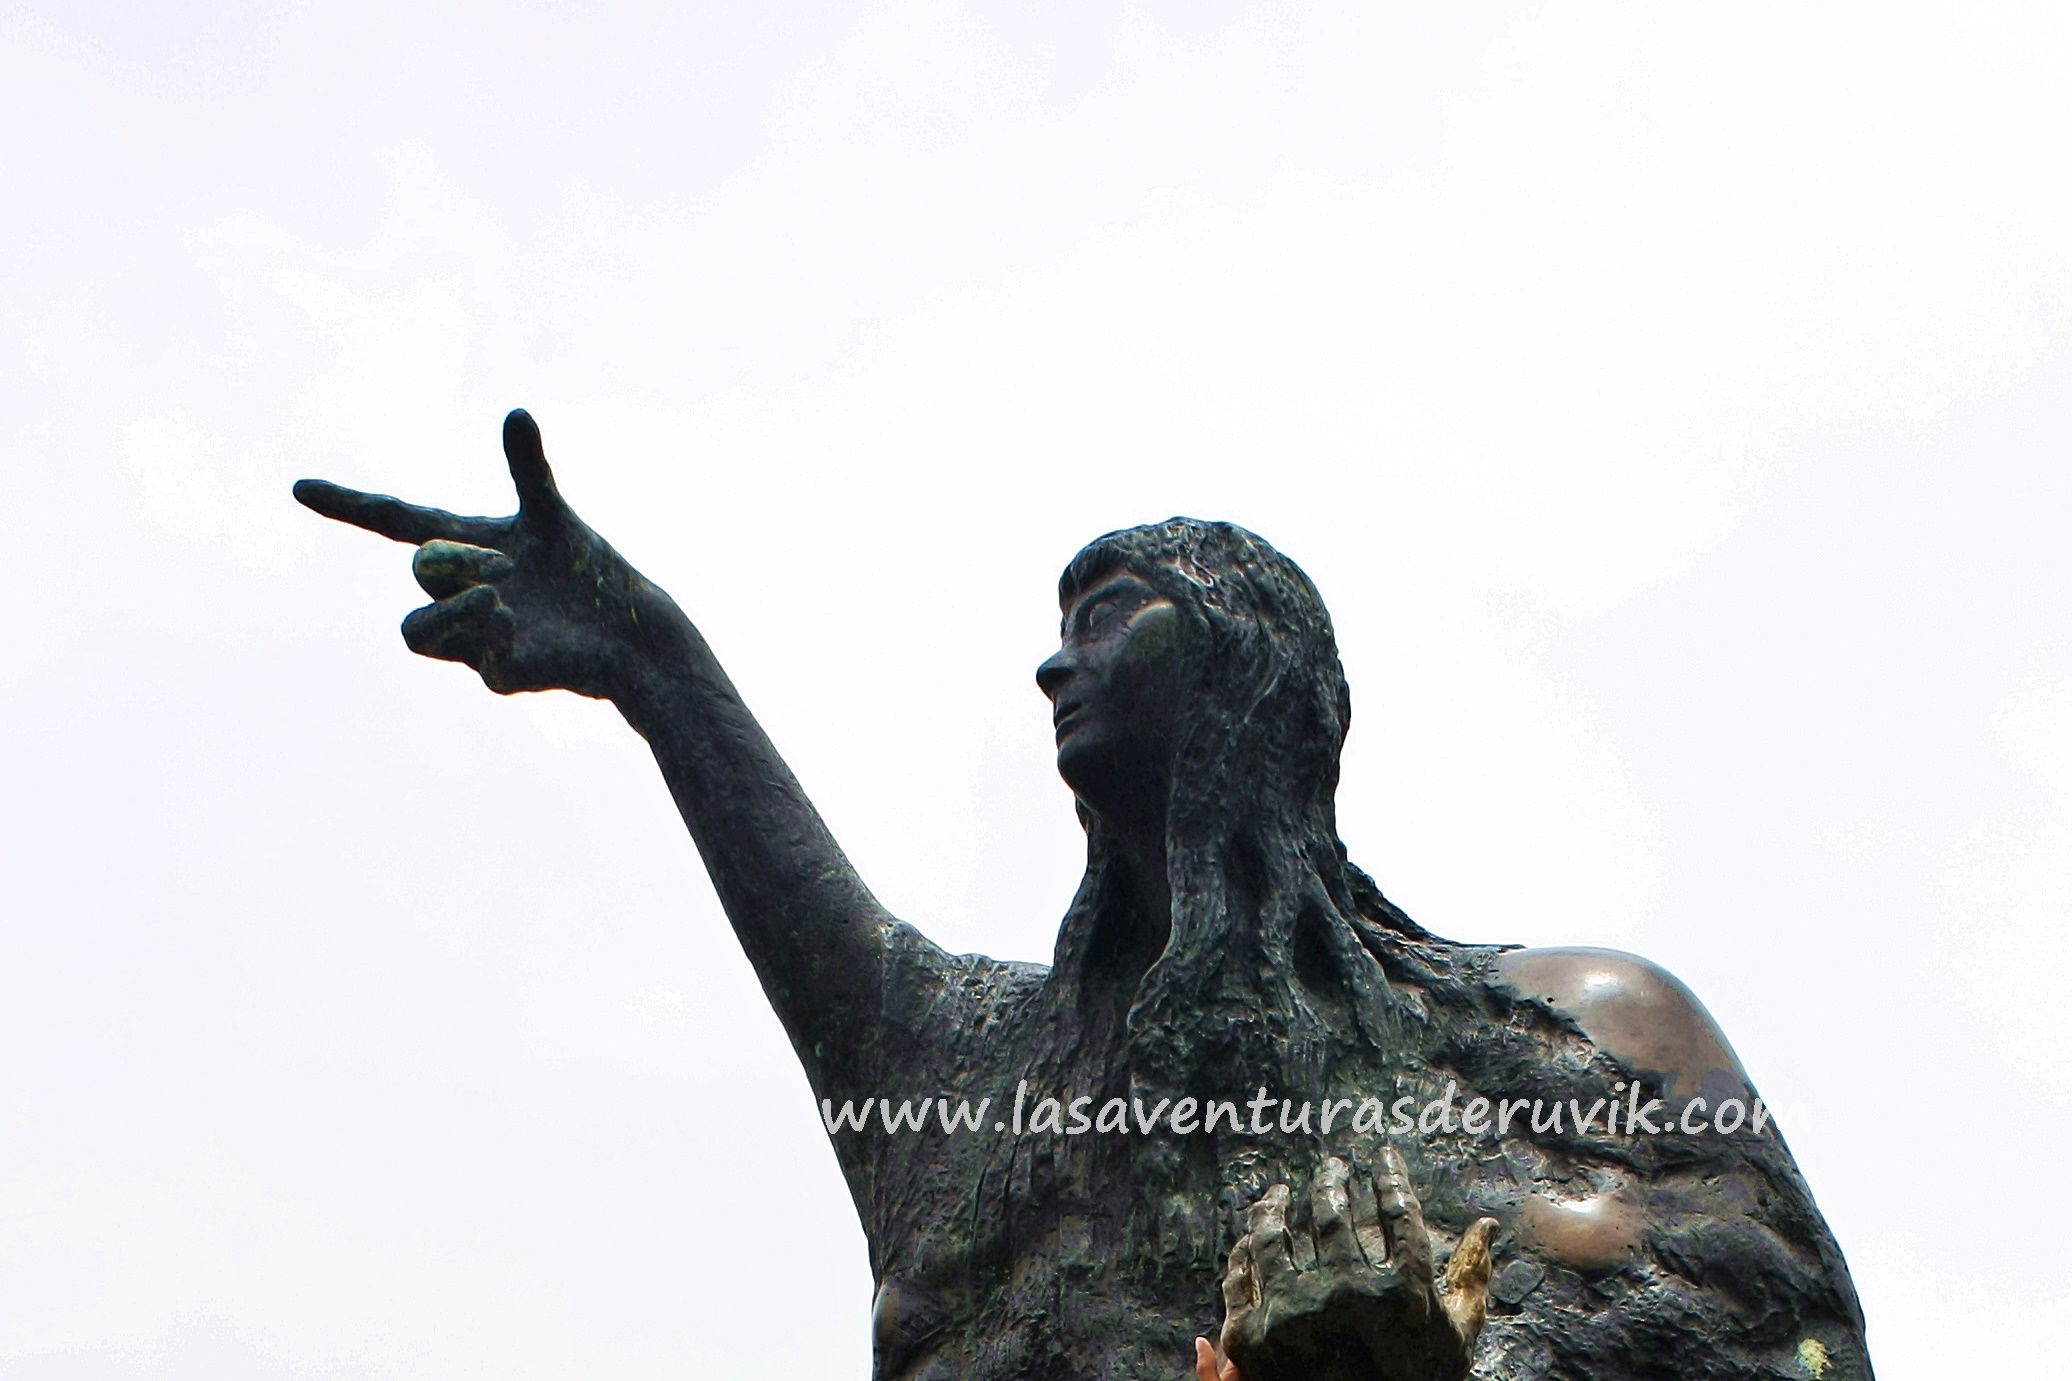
[1487,948,1870,1371]
[1493,945,1750,1102]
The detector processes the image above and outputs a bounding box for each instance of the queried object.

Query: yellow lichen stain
[1796,1338,1831,1378]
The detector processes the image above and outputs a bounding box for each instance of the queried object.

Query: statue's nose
[1035,650,1073,700]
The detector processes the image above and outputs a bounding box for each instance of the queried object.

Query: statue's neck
[1069,823,1172,1016]
[1114,827,1171,938]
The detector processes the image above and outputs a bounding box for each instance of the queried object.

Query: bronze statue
[297,411,1871,1380]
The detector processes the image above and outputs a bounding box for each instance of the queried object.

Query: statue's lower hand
[295,410,677,700]
[1211,1152,1498,1381]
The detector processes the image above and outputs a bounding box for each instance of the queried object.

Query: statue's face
[1036,566,1189,820]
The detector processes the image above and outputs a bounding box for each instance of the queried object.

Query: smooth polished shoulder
[1494,946,1751,1103]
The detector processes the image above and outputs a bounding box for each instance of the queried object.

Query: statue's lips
[1052,703,1086,743]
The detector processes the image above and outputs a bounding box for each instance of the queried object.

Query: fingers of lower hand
[1438,1217,1502,1349]
[1372,1153,1435,1275]
[1221,1237,1260,1316]
[1444,1218,1499,1288]
[1244,1185,1298,1289]
[1345,1166,1392,1270]
[1310,1158,1365,1268]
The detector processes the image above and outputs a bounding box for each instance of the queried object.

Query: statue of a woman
[298,411,1871,1380]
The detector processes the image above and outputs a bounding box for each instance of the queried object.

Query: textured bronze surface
[299,411,1873,1380]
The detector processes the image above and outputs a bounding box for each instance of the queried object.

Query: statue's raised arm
[294,410,946,1097]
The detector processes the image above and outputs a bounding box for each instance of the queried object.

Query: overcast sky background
[4,2,2068,1377]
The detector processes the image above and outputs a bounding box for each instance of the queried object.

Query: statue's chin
[1057,739,1168,833]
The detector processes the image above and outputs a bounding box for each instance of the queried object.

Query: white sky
[3,2,2067,1376]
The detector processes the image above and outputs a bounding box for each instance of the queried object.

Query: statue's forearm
[612,600,913,1087]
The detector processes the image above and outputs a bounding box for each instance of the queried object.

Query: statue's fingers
[1443,1216,1500,1296]
[1376,1146,1435,1284]
[1217,1239,1256,1376]
[1441,1217,1501,1344]
[1346,1158,1391,1270]
[401,584,515,668]
[294,478,503,547]
[1242,1184,1296,1293]
[1220,1235,1258,1319]
[1311,1156,1362,1269]
[502,409,567,520]
[413,540,516,600]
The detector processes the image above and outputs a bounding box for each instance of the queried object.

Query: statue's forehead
[1062,547,1219,607]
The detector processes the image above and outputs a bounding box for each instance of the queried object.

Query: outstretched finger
[293,479,503,547]
[502,409,566,520]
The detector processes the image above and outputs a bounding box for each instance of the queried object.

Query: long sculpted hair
[1050,519,1418,1036]
[1035,520,1495,1242]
